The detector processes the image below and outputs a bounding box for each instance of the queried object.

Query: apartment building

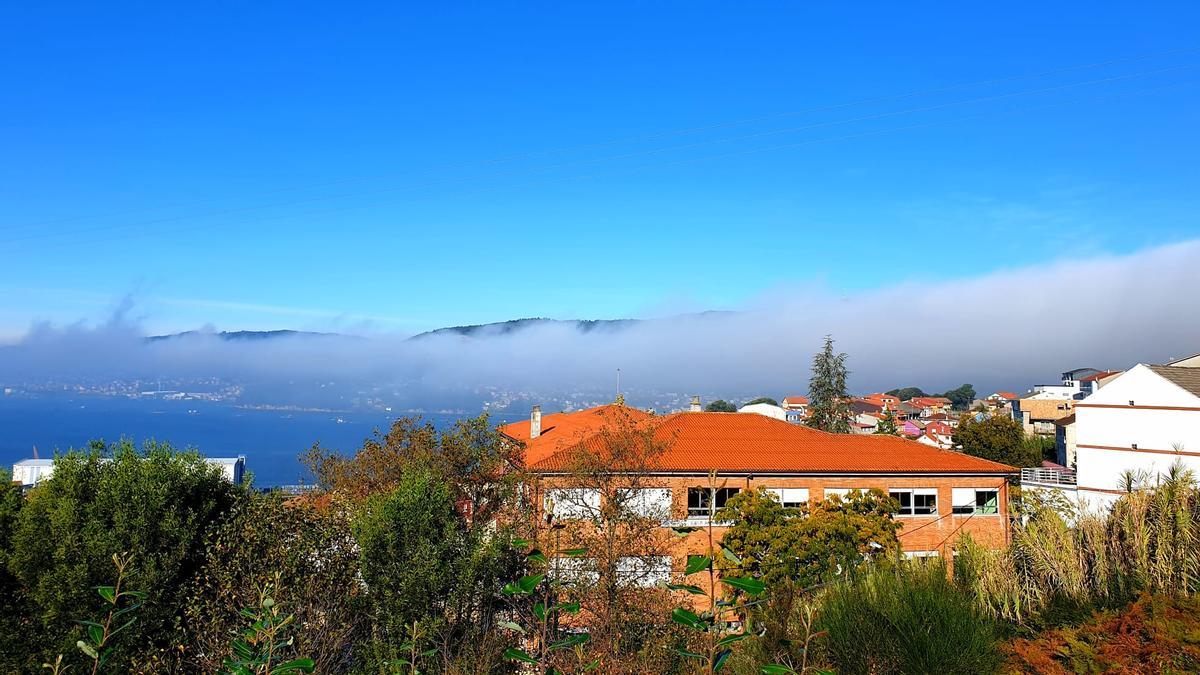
[500,404,1015,584]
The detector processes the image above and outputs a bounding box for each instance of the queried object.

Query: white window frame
[823,487,855,501]
[687,487,740,518]
[551,556,599,586]
[617,555,672,587]
[903,550,940,560]
[544,488,600,520]
[766,487,809,508]
[616,487,672,519]
[951,488,1000,515]
[890,488,938,516]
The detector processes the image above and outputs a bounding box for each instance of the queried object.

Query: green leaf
[503,647,538,664]
[95,586,116,604]
[673,647,706,660]
[500,582,524,596]
[526,549,548,565]
[720,576,766,596]
[498,621,527,634]
[667,583,707,595]
[533,602,547,622]
[76,640,98,660]
[714,648,733,671]
[670,526,700,537]
[86,624,104,646]
[685,555,711,575]
[558,547,588,557]
[232,639,255,659]
[715,632,750,648]
[671,607,706,631]
[583,658,601,671]
[554,601,581,614]
[512,538,531,548]
[269,657,315,674]
[548,633,589,650]
[760,666,797,675]
[517,573,545,593]
[721,546,743,565]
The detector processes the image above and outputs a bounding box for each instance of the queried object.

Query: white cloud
[2,239,1198,400]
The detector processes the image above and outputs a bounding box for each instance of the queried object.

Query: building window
[687,487,740,517]
[766,487,809,508]
[551,556,599,586]
[544,488,601,520]
[617,555,672,587]
[616,488,672,519]
[952,488,999,515]
[823,487,854,501]
[903,550,939,560]
[890,488,937,515]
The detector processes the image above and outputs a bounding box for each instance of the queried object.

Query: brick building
[500,404,1015,583]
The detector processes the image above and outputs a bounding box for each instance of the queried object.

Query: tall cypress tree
[806,335,851,433]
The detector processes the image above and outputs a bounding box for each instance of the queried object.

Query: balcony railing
[1021,467,1077,487]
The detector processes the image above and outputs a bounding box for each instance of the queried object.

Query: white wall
[1074,364,1200,498]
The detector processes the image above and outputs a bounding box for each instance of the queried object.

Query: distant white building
[737,402,787,421]
[10,455,246,486]
[1023,362,1200,511]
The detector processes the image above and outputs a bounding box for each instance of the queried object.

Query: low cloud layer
[3,240,1199,405]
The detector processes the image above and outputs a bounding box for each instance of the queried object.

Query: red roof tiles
[499,405,1013,475]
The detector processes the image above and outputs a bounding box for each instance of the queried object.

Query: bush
[817,562,1003,675]
[955,414,1042,467]
[6,440,244,670]
[180,493,366,673]
[352,463,521,671]
[1005,593,1200,674]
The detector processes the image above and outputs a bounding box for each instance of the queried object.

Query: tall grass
[817,562,1002,675]
[955,462,1200,627]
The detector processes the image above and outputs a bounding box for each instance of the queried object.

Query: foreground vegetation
[1,418,1198,673]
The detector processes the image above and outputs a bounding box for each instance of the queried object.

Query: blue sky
[2,2,1198,339]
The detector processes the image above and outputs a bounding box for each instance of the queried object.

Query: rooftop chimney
[530,405,542,439]
[690,396,702,412]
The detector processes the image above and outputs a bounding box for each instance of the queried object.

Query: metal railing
[1020,467,1077,486]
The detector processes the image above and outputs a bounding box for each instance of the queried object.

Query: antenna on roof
[32,445,39,460]
[615,368,625,406]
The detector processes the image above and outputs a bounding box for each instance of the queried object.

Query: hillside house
[501,404,1016,584]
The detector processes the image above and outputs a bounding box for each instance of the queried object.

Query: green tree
[745,397,780,407]
[7,440,244,670]
[954,414,1042,467]
[941,383,977,410]
[885,387,926,400]
[874,408,899,435]
[705,399,738,413]
[717,488,900,590]
[352,464,519,671]
[179,494,366,673]
[806,335,851,433]
[0,470,33,672]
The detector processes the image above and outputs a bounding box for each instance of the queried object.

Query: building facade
[501,405,1015,582]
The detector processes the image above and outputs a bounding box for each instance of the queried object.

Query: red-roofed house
[500,404,1015,566]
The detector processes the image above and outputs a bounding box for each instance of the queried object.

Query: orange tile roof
[782,396,809,405]
[499,405,653,466]
[500,405,1013,475]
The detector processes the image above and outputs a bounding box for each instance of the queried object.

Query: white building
[1023,362,1200,512]
[10,455,247,486]
[737,402,787,421]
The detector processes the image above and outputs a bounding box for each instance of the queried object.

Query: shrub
[6,440,244,670]
[817,562,1003,675]
[956,465,1200,628]
[1005,593,1200,674]
[352,463,521,671]
[180,493,365,673]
